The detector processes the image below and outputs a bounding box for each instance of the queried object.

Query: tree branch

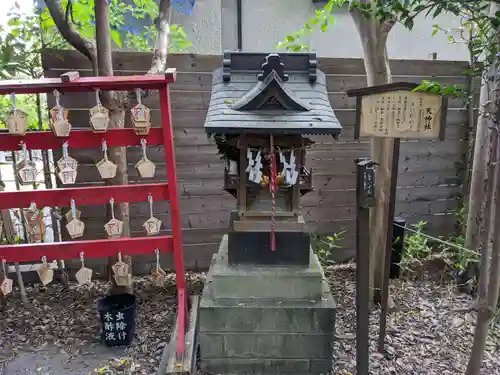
[44,0,98,73]
[148,0,172,74]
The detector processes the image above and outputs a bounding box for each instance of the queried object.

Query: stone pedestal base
[228,211,311,266]
[199,236,336,375]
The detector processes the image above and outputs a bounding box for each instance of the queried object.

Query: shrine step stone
[199,283,336,375]
[207,235,325,300]
[198,236,336,375]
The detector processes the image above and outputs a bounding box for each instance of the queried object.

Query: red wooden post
[159,85,187,355]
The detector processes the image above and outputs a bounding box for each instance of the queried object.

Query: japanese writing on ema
[104,311,127,341]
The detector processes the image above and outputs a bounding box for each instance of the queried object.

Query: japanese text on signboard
[359,90,443,139]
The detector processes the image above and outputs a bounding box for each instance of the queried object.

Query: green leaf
[111,29,122,48]
[324,1,333,12]
[404,17,414,30]
[431,24,439,37]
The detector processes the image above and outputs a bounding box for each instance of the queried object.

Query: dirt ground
[0,274,191,375]
[1,270,500,375]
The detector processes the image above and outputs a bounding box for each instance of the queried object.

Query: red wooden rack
[0,71,189,355]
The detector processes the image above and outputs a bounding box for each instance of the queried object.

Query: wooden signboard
[348,83,448,140]
[347,82,448,358]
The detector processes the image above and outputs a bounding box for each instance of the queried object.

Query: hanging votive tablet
[37,256,54,286]
[104,198,123,238]
[149,249,166,287]
[50,90,72,137]
[7,94,28,136]
[143,194,161,235]
[135,138,156,178]
[57,142,78,185]
[17,142,39,186]
[131,89,151,136]
[75,252,93,285]
[0,259,13,296]
[89,90,109,133]
[24,202,44,243]
[96,140,117,180]
[65,207,81,222]
[66,199,85,239]
[112,253,132,287]
[7,110,29,136]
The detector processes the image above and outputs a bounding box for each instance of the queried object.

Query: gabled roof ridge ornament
[231,69,310,111]
[258,54,289,82]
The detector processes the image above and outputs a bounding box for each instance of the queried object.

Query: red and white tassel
[269,150,277,252]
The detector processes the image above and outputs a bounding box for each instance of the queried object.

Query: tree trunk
[45,0,172,292]
[0,169,28,306]
[466,91,500,375]
[351,8,394,303]
[465,8,500,368]
[464,3,500,295]
[94,0,133,293]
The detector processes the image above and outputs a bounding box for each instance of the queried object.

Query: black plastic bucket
[98,293,136,347]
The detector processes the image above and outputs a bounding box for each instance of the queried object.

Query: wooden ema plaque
[24,208,44,243]
[50,106,71,137]
[348,83,448,140]
[6,109,29,136]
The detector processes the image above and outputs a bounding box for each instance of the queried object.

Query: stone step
[200,281,336,334]
[200,357,331,375]
[207,237,326,299]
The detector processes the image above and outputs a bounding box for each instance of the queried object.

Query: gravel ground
[328,267,500,375]
[1,270,499,375]
[0,274,204,375]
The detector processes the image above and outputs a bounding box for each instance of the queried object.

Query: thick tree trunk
[466,100,500,375]
[351,8,394,303]
[45,0,172,291]
[94,0,132,293]
[464,3,500,296]
[465,8,500,368]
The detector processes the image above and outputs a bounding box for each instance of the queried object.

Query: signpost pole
[355,158,377,375]
[377,138,401,353]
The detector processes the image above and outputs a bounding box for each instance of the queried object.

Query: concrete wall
[33,0,468,60]
[211,0,468,60]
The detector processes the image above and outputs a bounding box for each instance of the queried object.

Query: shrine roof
[204,52,342,136]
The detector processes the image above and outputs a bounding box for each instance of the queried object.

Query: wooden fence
[41,49,474,271]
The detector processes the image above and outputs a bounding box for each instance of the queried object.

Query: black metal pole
[236,0,243,50]
[378,138,401,353]
[355,158,375,375]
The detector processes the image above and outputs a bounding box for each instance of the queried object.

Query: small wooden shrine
[205,52,342,265]
[200,52,341,375]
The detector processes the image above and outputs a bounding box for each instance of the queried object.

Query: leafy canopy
[38,0,192,52]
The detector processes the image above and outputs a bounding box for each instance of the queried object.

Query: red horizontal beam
[0,183,169,210]
[0,73,176,95]
[0,236,173,263]
[0,128,164,151]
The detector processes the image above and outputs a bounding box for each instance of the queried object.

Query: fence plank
[41,50,473,270]
[42,49,470,76]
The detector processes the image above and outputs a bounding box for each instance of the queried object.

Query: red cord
[269,151,277,252]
